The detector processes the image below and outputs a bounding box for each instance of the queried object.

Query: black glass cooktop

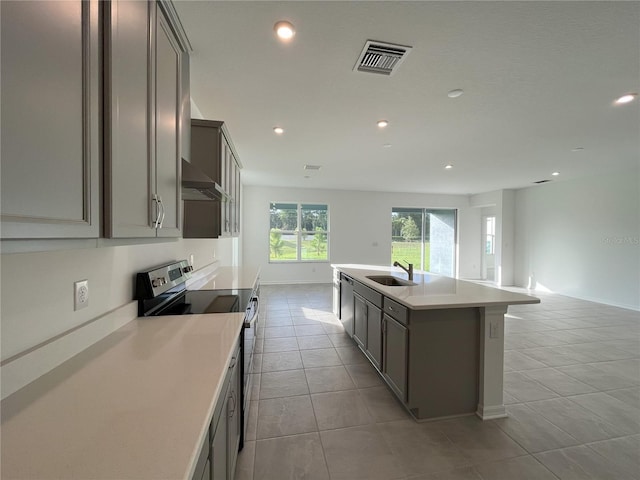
[152,289,254,316]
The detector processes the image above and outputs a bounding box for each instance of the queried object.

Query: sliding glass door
[391,208,457,276]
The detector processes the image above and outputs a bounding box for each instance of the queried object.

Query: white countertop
[187,265,260,291]
[1,312,245,480]
[333,264,540,309]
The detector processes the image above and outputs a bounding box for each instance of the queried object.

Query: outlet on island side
[74,280,89,311]
[489,321,499,339]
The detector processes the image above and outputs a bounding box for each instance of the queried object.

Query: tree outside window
[270,203,329,262]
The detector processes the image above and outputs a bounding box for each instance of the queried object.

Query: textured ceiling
[175,1,640,195]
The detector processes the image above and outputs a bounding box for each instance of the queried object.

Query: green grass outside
[391,242,430,271]
[269,239,428,265]
[270,238,328,261]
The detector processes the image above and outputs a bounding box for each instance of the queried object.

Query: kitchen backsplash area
[0,237,237,398]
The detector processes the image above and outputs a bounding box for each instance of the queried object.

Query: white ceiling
[175,1,640,195]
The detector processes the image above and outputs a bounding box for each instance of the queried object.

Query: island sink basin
[366,275,417,287]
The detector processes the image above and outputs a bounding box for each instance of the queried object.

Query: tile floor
[235,283,640,480]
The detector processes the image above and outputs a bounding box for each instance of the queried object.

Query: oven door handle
[244,296,259,328]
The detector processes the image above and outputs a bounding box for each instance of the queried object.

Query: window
[270,202,329,262]
[391,208,457,276]
[485,216,496,255]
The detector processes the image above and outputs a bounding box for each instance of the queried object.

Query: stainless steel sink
[366,275,417,287]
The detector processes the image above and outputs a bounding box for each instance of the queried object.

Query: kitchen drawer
[383,297,408,325]
[354,281,383,308]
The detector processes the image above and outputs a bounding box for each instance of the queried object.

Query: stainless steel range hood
[181,158,227,201]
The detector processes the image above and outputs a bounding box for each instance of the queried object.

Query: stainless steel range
[135,260,259,450]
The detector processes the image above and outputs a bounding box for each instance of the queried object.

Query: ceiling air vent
[353,40,412,76]
[304,165,322,171]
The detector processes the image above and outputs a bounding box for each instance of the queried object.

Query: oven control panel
[136,260,193,299]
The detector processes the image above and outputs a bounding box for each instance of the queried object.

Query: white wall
[243,185,481,284]
[514,168,640,310]
[0,237,235,361]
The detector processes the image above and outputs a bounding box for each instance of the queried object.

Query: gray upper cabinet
[104,0,188,238]
[1,0,100,239]
[183,120,241,239]
[154,5,183,237]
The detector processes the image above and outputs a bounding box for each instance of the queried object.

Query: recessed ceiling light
[615,93,638,104]
[273,126,284,135]
[274,21,295,41]
[377,120,389,128]
[447,89,464,98]
[551,171,560,176]
[571,147,584,152]
[383,144,392,148]
[445,164,453,169]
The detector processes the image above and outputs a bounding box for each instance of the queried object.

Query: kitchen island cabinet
[1,0,100,239]
[334,264,539,420]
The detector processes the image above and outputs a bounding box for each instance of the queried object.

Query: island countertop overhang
[332,264,540,310]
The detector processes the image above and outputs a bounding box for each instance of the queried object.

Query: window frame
[391,207,458,276]
[269,202,330,263]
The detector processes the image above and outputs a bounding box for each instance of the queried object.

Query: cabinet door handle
[156,195,166,228]
[152,194,161,228]
[229,355,237,369]
[228,391,236,418]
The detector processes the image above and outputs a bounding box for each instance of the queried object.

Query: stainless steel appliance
[135,260,259,450]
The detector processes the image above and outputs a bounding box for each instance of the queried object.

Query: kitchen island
[333,264,540,421]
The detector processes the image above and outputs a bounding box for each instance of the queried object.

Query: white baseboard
[476,404,507,420]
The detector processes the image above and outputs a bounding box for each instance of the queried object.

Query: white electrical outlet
[74,280,89,311]
[489,321,499,339]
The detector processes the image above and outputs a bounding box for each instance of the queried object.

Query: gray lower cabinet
[382,313,408,402]
[353,293,367,348]
[210,340,241,480]
[104,0,187,238]
[366,303,383,370]
[353,280,384,370]
[192,428,211,480]
[338,273,480,420]
[1,0,100,239]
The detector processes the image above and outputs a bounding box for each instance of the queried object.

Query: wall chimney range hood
[181,158,227,201]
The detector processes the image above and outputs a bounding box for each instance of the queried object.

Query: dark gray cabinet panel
[366,303,382,370]
[192,428,210,480]
[211,392,228,480]
[227,351,241,479]
[211,340,241,480]
[383,313,408,402]
[1,0,100,239]
[353,293,367,348]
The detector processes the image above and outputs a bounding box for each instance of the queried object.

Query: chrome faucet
[393,260,414,281]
